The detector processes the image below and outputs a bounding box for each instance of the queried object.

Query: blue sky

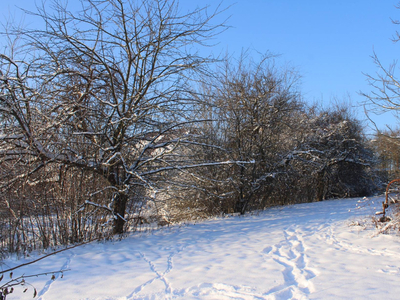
[200,0,400,133]
[2,0,400,133]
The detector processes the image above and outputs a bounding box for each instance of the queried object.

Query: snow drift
[2,196,400,300]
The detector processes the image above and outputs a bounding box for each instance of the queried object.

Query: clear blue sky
[2,0,400,133]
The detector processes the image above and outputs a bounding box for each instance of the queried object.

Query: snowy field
[2,196,400,300]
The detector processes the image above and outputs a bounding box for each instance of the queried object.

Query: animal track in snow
[182,282,266,300]
[128,245,186,298]
[37,251,75,299]
[378,265,400,275]
[262,227,317,300]
[319,225,398,258]
[133,251,173,295]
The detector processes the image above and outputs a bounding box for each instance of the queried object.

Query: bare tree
[362,51,400,131]
[361,4,400,182]
[197,54,303,213]
[289,105,378,201]
[362,4,400,132]
[0,0,233,235]
[371,128,400,180]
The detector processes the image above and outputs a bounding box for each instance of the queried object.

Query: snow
[3,196,400,300]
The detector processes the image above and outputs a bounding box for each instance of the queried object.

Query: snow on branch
[138,160,255,176]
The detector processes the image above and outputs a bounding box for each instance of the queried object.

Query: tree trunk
[113,193,128,235]
[235,198,248,215]
[315,169,326,202]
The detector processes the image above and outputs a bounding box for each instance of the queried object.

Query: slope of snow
[2,196,400,300]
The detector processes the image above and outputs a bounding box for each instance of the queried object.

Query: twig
[0,239,98,274]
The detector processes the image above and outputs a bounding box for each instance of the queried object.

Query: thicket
[0,0,383,257]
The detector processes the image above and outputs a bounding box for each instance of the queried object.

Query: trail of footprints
[37,251,75,299]
[128,244,187,299]
[323,225,397,257]
[130,228,318,299]
[137,251,173,294]
[262,227,317,300]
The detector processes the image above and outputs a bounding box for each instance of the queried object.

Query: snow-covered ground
[2,196,400,300]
